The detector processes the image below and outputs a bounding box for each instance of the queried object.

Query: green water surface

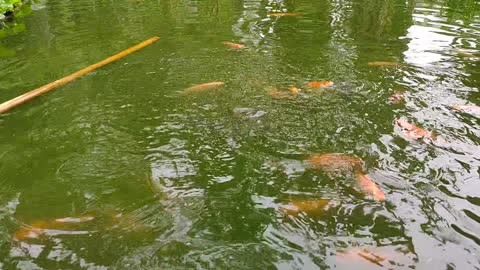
[0,0,480,269]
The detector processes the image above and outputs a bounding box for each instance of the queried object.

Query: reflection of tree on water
[231,0,263,46]
[351,0,412,59]
[443,0,480,23]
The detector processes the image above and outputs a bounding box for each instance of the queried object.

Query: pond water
[0,0,479,269]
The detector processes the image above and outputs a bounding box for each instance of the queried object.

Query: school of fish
[151,11,480,268]
[11,18,480,268]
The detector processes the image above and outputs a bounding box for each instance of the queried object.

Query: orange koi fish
[268,12,301,17]
[355,173,385,201]
[289,86,300,94]
[368,61,401,67]
[394,119,435,141]
[306,153,386,201]
[14,226,44,240]
[183,81,225,94]
[453,105,480,117]
[305,81,334,89]
[223,42,246,49]
[280,199,331,216]
[306,153,364,173]
[388,93,404,104]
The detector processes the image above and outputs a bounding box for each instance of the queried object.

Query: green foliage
[0,0,30,42]
[0,0,23,15]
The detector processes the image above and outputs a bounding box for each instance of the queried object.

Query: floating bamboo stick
[0,36,160,114]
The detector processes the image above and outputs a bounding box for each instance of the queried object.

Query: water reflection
[0,0,479,268]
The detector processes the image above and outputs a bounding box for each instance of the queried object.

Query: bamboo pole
[0,36,160,114]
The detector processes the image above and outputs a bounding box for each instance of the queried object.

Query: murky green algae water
[0,0,479,269]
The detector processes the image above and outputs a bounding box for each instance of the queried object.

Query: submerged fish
[268,12,301,17]
[233,107,267,119]
[305,81,334,89]
[223,42,246,49]
[355,173,385,201]
[182,81,225,94]
[394,119,435,141]
[14,215,95,241]
[280,199,331,216]
[14,227,44,240]
[267,88,297,100]
[289,86,301,94]
[14,227,90,240]
[337,247,388,267]
[306,153,365,174]
[55,216,95,223]
[455,50,480,60]
[388,93,404,104]
[453,105,480,117]
[368,61,401,67]
[306,153,386,201]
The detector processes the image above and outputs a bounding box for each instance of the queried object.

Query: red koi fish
[394,119,435,141]
[223,42,246,49]
[268,12,301,17]
[453,105,480,117]
[368,61,402,67]
[280,199,331,216]
[355,173,385,201]
[305,81,334,89]
[183,81,225,95]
